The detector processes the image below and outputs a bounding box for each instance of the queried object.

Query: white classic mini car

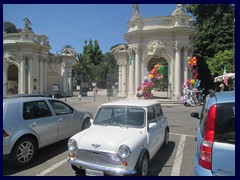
[67,99,169,176]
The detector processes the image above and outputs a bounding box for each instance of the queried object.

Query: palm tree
[72,53,94,86]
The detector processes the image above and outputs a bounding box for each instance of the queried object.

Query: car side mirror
[191,112,200,119]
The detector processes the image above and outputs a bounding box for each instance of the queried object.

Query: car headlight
[68,139,77,151]
[118,145,131,159]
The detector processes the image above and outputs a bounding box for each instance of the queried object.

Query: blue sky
[3,4,187,54]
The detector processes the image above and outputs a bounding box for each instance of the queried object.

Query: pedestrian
[219,83,224,92]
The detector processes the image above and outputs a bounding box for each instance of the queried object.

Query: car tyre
[8,137,37,167]
[163,128,169,148]
[71,164,85,176]
[137,154,149,176]
[81,118,91,130]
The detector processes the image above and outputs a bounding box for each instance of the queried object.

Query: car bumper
[68,157,137,176]
[194,153,213,176]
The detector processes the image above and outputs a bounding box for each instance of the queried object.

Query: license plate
[85,168,104,176]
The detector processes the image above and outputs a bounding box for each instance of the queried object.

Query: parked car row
[3,90,235,176]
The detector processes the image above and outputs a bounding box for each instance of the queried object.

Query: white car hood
[75,125,142,152]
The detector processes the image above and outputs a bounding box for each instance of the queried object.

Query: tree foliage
[4,21,21,33]
[207,50,234,77]
[186,4,235,60]
[186,4,235,90]
[72,39,117,88]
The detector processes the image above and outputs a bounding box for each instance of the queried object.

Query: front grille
[76,149,123,168]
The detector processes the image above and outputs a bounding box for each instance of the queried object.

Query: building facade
[112,4,197,100]
[3,18,75,97]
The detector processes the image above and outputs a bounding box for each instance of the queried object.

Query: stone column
[20,58,26,94]
[122,62,127,97]
[183,46,189,83]
[3,64,7,96]
[61,64,66,93]
[68,65,72,95]
[174,41,182,100]
[28,59,33,94]
[117,62,122,97]
[135,47,141,94]
[128,49,135,98]
[39,59,44,94]
[44,59,47,94]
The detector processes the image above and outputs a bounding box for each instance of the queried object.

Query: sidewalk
[60,89,181,107]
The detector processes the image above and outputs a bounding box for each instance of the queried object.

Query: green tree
[95,52,117,88]
[186,4,235,91]
[186,4,235,60]
[72,53,94,85]
[4,21,21,33]
[207,50,234,78]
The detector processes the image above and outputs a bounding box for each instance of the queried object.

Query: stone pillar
[28,59,33,94]
[68,65,72,95]
[183,46,189,83]
[174,41,182,100]
[61,64,66,93]
[117,62,123,97]
[20,59,26,94]
[128,49,135,98]
[44,59,47,94]
[122,62,127,97]
[3,64,7,96]
[39,59,44,94]
[135,47,141,94]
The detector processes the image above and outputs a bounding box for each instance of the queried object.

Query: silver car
[3,97,92,167]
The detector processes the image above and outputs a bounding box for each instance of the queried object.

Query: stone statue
[23,18,33,32]
[112,44,127,54]
[131,4,141,20]
[172,4,186,16]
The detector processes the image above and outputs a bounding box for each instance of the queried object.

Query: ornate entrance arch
[7,64,19,94]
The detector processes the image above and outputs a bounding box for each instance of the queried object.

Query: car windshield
[93,106,145,128]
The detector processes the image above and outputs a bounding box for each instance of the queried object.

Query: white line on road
[36,159,67,176]
[170,132,195,138]
[171,135,186,176]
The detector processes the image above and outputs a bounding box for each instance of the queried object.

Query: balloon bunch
[187,56,198,80]
[181,78,203,106]
[137,64,165,99]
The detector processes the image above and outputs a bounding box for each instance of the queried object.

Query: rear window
[215,103,235,145]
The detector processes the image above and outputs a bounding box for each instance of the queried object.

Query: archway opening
[148,57,168,98]
[7,64,18,95]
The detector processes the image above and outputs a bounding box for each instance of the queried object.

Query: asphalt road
[3,94,202,176]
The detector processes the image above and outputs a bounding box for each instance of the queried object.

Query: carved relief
[174,41,183,51]
[146,40,166,56]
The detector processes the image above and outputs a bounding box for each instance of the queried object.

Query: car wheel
[81,118,91,131]
[71,164,85,176]
[163,128,169,148]
[137,154,149,176]
[8,137,37,167]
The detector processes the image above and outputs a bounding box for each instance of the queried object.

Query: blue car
[191,91,235,176]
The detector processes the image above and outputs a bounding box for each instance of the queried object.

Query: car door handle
[30,122,36,127]
[57,118,63,122]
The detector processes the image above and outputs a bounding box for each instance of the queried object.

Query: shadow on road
[148,141,175,176]
[3,138,69,175]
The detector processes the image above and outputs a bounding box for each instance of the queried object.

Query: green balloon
[158,66,165,75]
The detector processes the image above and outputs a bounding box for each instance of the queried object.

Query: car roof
[214,91,235,104]
[3,96,54,103]
[100,99,161,107]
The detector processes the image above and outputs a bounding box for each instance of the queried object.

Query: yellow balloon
[149,75,154,79]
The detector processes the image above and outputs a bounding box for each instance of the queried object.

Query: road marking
[171,135,186,176]
[170,132,195,138]
[36,159,67,176]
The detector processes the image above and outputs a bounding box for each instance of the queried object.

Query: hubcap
[17,141,34,163]
[142,156,148,176]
